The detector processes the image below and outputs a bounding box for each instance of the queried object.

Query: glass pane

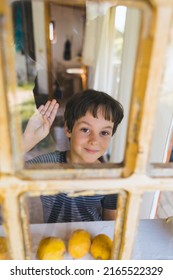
[132,217,173,259]
[8,0,143,167]
[149,14,173,165]
[23,191,122,259]
[133,191,173,259]
[156,191,173,219]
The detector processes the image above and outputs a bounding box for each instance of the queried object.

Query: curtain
[82,1,116,97]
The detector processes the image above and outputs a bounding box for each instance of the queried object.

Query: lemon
[90,234,112,260]
[37,237,66,260]
[68,229,91,259]
[0,236,10,260]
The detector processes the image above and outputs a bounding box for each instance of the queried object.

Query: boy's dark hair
[64,89,124,135]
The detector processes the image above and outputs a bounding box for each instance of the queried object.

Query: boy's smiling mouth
[84,148,99,154]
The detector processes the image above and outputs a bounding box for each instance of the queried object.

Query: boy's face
[65,109,114,163]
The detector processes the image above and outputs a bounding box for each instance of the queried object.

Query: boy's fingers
[39,100,51,115]
[44,99,58,118]
[48,103,59,125]
[37,105,44,113]
[38,99,58,117]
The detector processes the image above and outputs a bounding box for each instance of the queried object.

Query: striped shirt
[27,151,118,223]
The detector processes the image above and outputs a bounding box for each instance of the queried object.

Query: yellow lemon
[90,234,112,260]
[68,229,91,259]
[0,236,10,260]
[37,237,66,260]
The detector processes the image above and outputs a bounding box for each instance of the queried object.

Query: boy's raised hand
[23,99,59,153]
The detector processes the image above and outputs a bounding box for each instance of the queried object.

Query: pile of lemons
[37,229,112,260]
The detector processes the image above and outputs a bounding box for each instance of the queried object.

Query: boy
[24,89,124,222]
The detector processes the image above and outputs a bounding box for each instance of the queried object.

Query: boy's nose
[88,132,98,144]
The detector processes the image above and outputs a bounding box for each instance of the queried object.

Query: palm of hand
[26,112,51,140]
[23,100,59,152]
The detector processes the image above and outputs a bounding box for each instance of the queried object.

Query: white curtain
[82,1,116,97]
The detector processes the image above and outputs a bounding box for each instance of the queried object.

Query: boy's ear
[64,122,72,138]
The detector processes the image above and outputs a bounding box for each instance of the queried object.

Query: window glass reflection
[10,1,141,164]
[27,193,117,259]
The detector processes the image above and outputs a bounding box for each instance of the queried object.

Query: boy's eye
[81,128,89,133]
[101,131,111,136]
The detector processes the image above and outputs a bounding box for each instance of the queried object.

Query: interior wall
[50,4,85,69]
